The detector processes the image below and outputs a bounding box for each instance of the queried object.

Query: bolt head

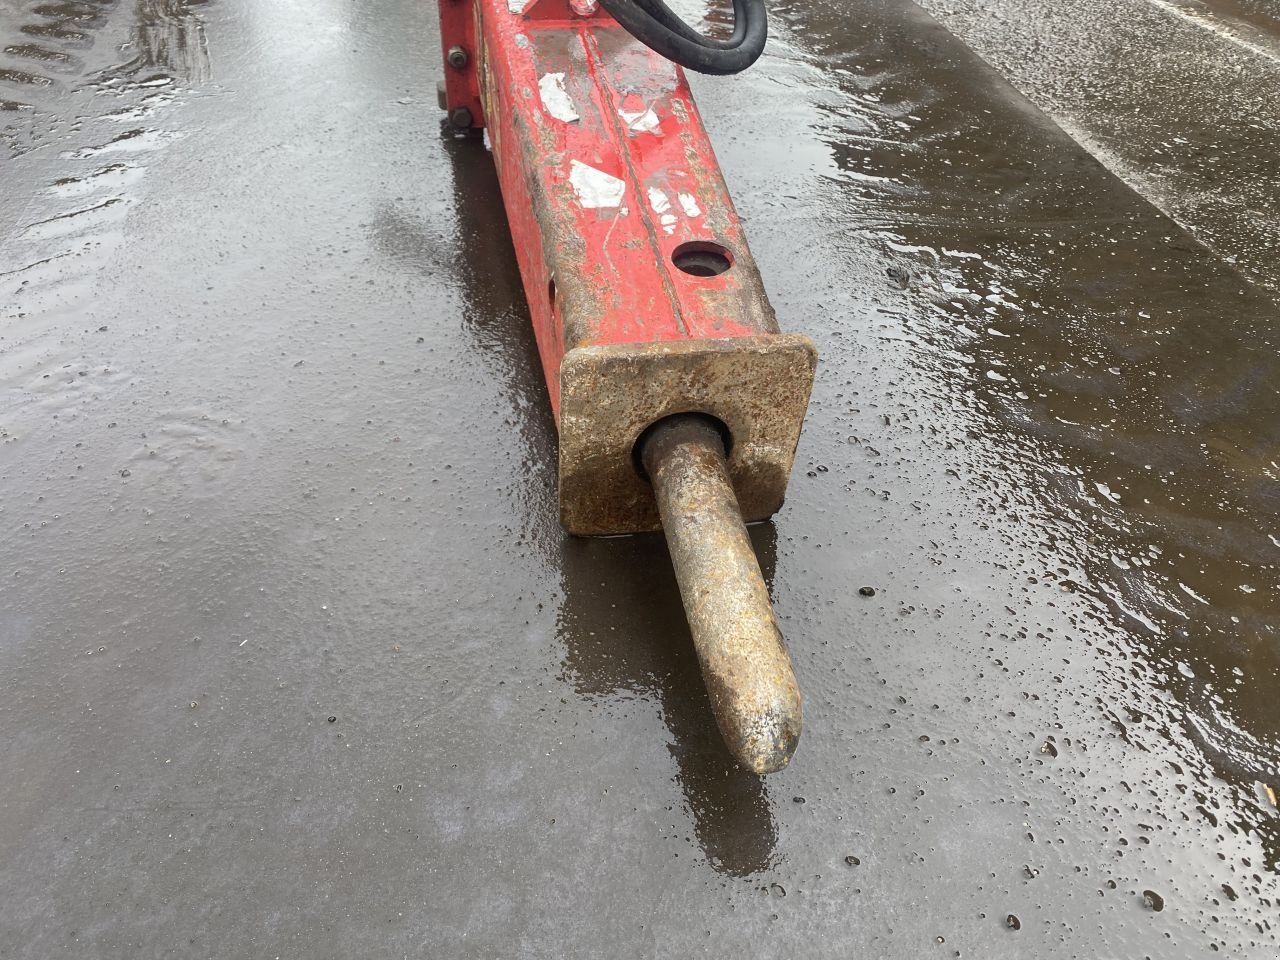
[449,106,474,129]
[446,45,469,69]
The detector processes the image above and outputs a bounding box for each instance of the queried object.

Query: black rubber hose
[597,0,768,75]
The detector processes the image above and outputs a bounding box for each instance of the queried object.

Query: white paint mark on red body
[677,192,702,218]
[569,160,626,208]
[539,73,580,123]
[647,186,678,234]
[619,106,661,134]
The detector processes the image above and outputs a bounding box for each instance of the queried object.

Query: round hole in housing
[672,242,733,278]
[631,412,734,483]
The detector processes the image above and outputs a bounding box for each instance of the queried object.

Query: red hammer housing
[437,0,816,772]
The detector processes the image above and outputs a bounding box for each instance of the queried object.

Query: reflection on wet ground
[782,0,1280,773]
[1194,0,1280,37]
[803,0,1280,787]
[559,530,782,877]
[921,0,1280,295]
[2,0,1278,955]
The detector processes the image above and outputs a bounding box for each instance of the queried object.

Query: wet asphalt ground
[2,0,1278,957]
[922,0,1280,296]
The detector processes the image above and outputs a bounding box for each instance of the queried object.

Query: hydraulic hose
[597,0,768,75]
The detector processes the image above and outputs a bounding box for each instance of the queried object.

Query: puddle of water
[917,0,1280,295]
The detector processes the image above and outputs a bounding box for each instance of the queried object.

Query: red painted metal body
[438,0,815,535]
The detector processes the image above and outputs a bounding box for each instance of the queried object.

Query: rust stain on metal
[559,334,816,534]
[641,415,803,773]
